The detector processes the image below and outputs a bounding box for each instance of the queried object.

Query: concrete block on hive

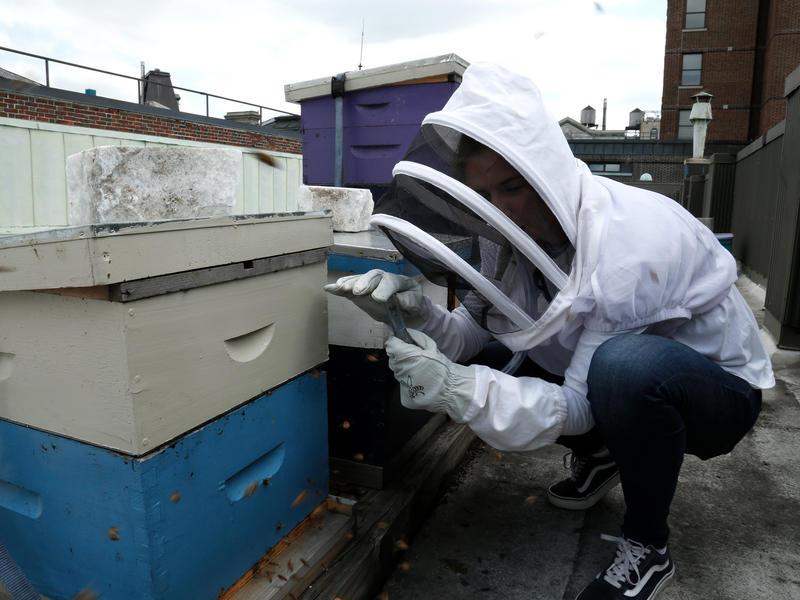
[66,146,242,225]
[297,185,373,232]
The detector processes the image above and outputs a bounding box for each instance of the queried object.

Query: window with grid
[681,53,702,85]
[678,110,693,140]
[649,127,659,140]
[685,0,706,29]
[588,163,632,176]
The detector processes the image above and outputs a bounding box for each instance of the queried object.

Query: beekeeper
[325,63,773,600]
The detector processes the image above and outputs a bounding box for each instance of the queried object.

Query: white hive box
[0,213,332,455]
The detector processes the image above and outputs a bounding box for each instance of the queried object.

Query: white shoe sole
[547,472,621,510]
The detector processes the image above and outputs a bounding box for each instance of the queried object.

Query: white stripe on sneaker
[623,561,672,597]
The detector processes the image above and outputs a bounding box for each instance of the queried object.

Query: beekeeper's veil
[373,63,738,354]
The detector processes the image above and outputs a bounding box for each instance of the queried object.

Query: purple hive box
[285,54,468,194]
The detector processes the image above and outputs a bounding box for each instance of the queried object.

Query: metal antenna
[358,18,365,70]
[139,61,145,104]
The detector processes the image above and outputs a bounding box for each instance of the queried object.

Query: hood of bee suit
[373,62,738,353]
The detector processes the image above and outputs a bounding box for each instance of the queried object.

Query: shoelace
[599,534,650,589]
[562,452,588,481]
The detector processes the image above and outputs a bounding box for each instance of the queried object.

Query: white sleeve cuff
[457,365,569,451]
[560,385,595,435]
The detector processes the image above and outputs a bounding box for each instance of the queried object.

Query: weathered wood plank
[0,126,34,226]
[330,458,385,489]
[259,156,276,213]
[62,132,95,160]
[30,129,67,226]
[303,421,475,600]
[285,158,301,212]
[272,157,288,213]
[225,501,355,600]
[243,153,260,214]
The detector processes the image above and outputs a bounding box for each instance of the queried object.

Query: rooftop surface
[381,275,800,600]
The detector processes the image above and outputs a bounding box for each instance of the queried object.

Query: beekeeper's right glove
[324,269,430,327]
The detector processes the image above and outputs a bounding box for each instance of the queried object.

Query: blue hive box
[0,373,328,600]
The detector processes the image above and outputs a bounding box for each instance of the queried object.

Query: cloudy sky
[0,0,666,129]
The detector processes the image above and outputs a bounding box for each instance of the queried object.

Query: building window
[681,53,702,85]
[649,127,659,139]
[589,163,632,177]
[678,110,693,140]
[685,0,706,29]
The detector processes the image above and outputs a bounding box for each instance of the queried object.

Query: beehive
[0,213,333,599]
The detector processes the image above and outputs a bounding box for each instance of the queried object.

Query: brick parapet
[0,90,302,154]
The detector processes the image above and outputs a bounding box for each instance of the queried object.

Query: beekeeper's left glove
[386,329,476,421]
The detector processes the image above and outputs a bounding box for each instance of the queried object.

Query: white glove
[323,269,430,327]
[386,329,476,420]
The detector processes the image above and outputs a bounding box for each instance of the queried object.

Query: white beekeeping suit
[335,62,774,452]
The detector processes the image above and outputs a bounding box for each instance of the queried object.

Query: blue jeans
[566,334,762,546]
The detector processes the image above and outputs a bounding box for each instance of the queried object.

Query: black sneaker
[576,535,675,600]
[547,449,620,510]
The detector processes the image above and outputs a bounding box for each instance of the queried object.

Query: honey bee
[291,490,308,510]
[255,152,279,167]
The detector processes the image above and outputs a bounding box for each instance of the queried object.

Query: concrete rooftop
[381,276,800,600]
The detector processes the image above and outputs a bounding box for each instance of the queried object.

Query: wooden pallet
[226,419,474,600]
[222,497,356,600]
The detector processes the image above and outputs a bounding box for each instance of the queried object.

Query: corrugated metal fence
[730,64,800,348]
[731,125,784,284]
[0,117,303,229]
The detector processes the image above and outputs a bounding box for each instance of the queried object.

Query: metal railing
[0,45,297,122]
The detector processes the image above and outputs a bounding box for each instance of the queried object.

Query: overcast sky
[0,0,667,129]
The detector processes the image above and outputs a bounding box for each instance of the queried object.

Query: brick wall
[0,90,302,154]
[756,2,800,133]
[661,0,800,143]
[661,0,760,143]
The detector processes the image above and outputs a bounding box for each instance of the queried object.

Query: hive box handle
[0,481,42,519]
[223,443,285,502]
[0,353,14,382]
[223,324,275,363]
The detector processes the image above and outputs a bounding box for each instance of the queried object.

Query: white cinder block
[66,146,242,225]
[297,185,373,232]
